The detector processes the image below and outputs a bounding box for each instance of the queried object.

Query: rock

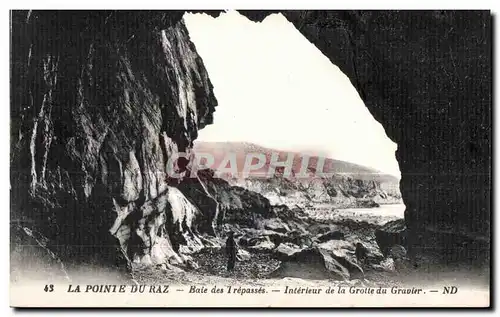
[318,239,353,256]
[236,249,252,261]
[10,11,218,272]
[355,242,368,263]
[10,10,491,278]
[316,230,345,243]
[274,243,302,260]
[390,244,408,259]
[122,151,143,202]
[266,232,287,246]
[327,256,364,280]
[156,263,168,271]
[184,169,275,229]
[150,237,182,265]
[308,223,333,235]
[261,218,290,234]
[198,235,222,249]
[379,258,396,271]
[237,236,251,247]
[269,246,363,280]
[318,239,382,275]
[131,187,206,263]
[176,174,220,235]
[356,241,385,265]
[271,10,491,265]
[371,258,396,272]
[375,219,408,257]
[237,228,286,247]
[186,259,199,270]
[10,225,71,284]
[389,245,410,272]
[284,230,314,248]
[248,236,276,253]
[164,263,185,273]
[356,200,380,208]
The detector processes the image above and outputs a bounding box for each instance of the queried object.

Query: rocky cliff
[10,11,218,279]
[236,175,401,209]
[231,10,491,267]
[193,141,402,208]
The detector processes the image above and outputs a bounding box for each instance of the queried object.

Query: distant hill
[193,141,399,184]
[192,142,402,208]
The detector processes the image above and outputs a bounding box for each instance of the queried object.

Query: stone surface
[235,10,491,266]
[236,248,252,262]
[10,11,218,276]
[375,219,407,257]
[247,236,276,253]
[270,246,364,280]
[389,245,411,272]
[261,217,291,234]
[316,230,345,243]
[274,242,302,261]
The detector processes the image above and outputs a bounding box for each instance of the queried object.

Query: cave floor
[132,203,489,291]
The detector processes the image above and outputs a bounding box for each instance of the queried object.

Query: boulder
[318,239,386,271]
[237,236,252,247]
[389,244,411,271]
[274,243,302,260]
[265,232,287,246]
[375,219,408,257]
[318,239,353,256]
[353,241,385,265]
[236,248,252,262]
[307,223,333,235]
[191,170,275,228]
[269,246,364,280]
[284,230,314,248]
[372,258,396,272]
[238,228,285,247]
[150,237,182,265]
[355,242,368,263]
[316,230,345,243]
[261,217,290,234]
[159,262,185,273]
[248,236,276,253]
[356,199,380,208]
[390,244,408,259]
[185,259,199,270]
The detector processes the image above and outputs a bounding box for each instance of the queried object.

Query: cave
[10,10,491,282]
[225,10,491,268]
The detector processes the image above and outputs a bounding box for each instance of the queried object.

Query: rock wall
[178,169,275,232]
[11,10,491,276]
[233,10,491,267]
[10,11,218,273]
[233,174,402,208]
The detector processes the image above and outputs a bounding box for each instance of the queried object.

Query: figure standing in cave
[225,231,237,272]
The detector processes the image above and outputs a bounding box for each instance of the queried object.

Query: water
[306,204,406,225]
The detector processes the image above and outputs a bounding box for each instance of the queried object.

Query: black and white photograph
[8,8,492,308]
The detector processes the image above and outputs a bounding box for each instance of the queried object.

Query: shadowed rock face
[233,10,491,266]
[10,11,218,272]
[375,219,407,257]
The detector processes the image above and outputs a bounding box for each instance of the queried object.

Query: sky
[183,11,401,178]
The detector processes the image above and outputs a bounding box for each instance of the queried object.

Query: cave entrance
[184,11,404,216]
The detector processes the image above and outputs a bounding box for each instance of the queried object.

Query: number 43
[44,284,54,292]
